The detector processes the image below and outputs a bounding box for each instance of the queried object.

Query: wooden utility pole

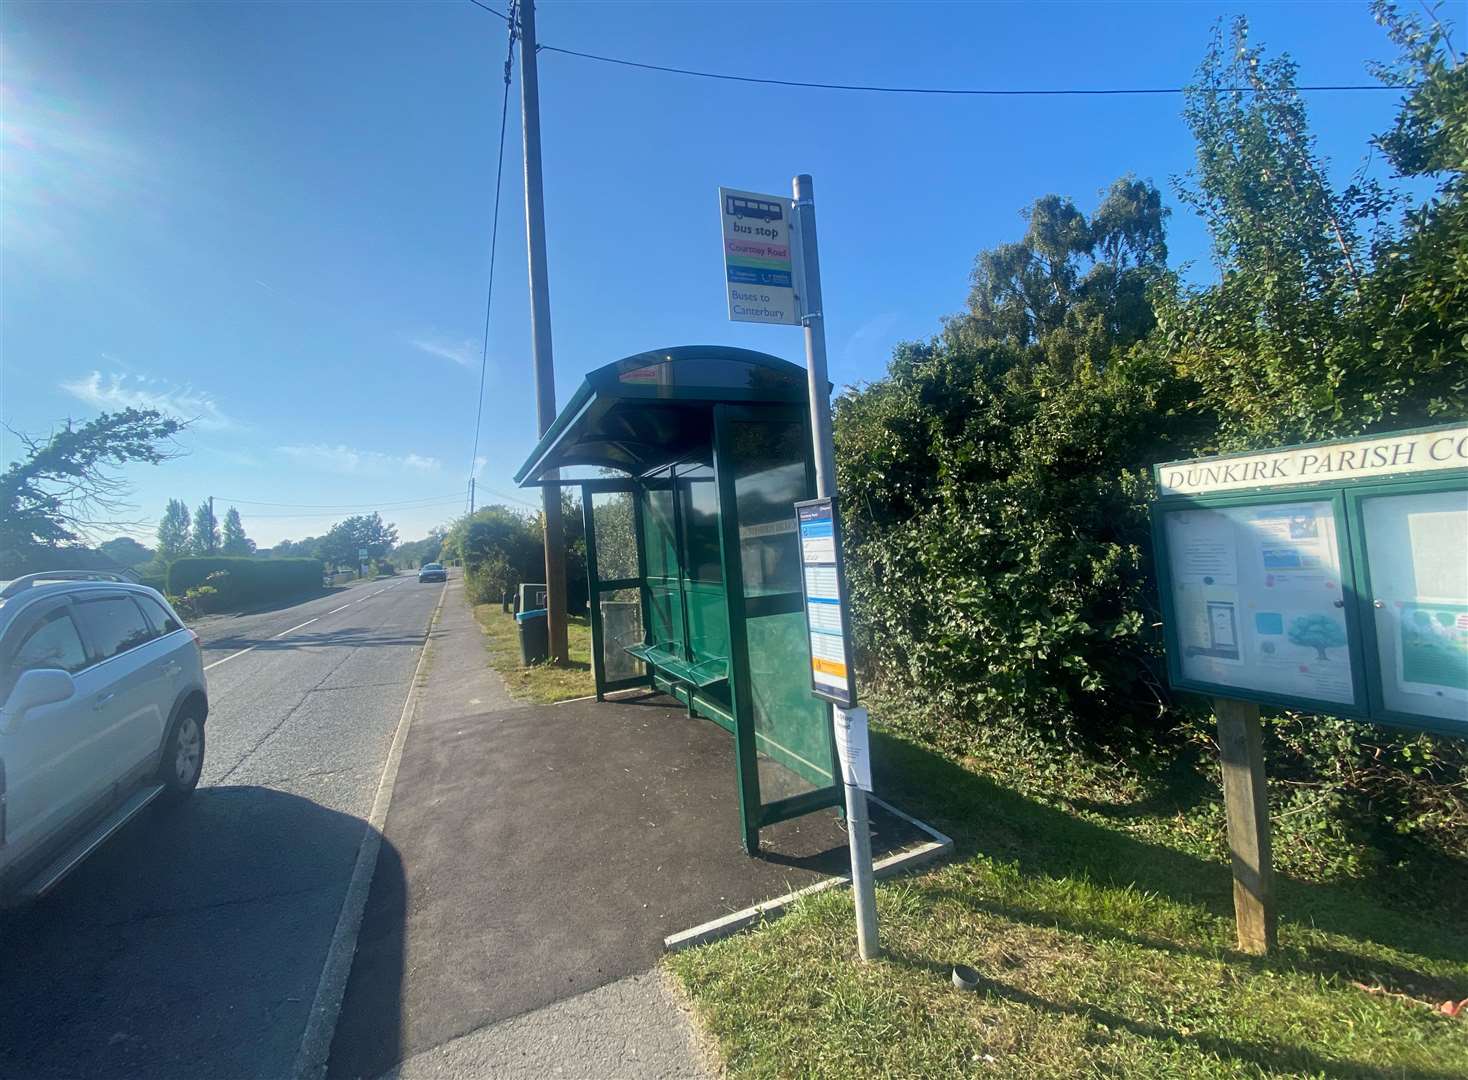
[1214,697,1276,955]
[517,0,568,662]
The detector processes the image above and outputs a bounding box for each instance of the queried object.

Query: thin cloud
[276,443,442,475]
[60,371,236,430]
[409,336,479,370]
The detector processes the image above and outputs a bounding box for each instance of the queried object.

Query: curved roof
[514,346,810,483]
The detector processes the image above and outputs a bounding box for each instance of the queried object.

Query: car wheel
[158,707,205,803]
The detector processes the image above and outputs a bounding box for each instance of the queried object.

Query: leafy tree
[837,179,1195,750]
[221,506,254,555]
[1288,614,1349,661]
[394,526,448,568]
[1153,16,1450,448]
[443,506,542,604]
[320,512,398,570]
[273,536,321,559]
[191,501,219,555]
[157,498,192,561]
[0,408,183,566]
[1360,1,1468,421]
[98,536,154,567]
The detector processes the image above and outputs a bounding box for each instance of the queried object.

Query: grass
[470,603,596,704]
[666,728,1468,1079]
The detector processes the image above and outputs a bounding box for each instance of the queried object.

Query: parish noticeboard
[1152,423,1468,738]
[796,498,858,707]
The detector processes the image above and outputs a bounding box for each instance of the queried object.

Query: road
[0,574,445,1080]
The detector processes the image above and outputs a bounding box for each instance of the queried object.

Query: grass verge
[471,604,595,704]
[666,728,1468,1078]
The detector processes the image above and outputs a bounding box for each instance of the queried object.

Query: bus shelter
[515,346,842,852]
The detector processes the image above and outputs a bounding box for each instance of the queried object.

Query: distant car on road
[418,563,447,583]
[0,572,208,907]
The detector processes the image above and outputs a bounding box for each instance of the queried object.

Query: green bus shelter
[515,346,842,852]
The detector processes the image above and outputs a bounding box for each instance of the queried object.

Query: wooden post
[1214,697,1277,955]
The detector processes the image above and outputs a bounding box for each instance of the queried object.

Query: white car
[0,571,208,906]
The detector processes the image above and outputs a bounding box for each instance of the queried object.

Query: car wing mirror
[4,668,77,721]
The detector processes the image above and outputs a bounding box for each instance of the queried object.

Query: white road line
[204,644,260,672]
[293,577,448,1080]
[327,605,351,614]
[274,617,319,638]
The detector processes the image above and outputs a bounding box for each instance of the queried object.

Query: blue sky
[0,0,1436,547]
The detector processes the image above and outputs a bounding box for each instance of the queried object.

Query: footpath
[326,577,715,1080]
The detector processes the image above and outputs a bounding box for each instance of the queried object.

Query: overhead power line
[536,43,1407,96]
[460,3,1409,97]
[467,2,518,517]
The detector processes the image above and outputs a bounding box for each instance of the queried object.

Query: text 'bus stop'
[515,346,841,852]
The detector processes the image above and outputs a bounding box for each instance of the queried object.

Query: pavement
[0,573,445,1080]
[327,581,926,1080]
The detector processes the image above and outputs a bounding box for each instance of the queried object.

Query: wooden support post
[1214,697,1277,955]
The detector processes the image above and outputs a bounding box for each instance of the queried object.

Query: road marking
[293,577,448,1080]
[274,617,318,638]
[327,604,351,614]
[203,616,323,671]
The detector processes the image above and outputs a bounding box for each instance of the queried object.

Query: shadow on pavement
[0,786,406,1080]
[327,695,926,1080]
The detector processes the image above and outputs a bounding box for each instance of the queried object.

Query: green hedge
[167,557,323,607]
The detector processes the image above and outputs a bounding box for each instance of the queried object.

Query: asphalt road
[0,574,445,1080]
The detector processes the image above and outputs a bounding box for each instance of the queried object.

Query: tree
[320,513,398,570]
[1155,17,1436,448]
[221,506,253,555]
[0,408,184,566]
[98,536,154,567]
[442,506,542,604]
[157,498,192,561]
[1361,1,1468,422]
[394,526,448,568]
[191,501,219,555]
[1288,614,1348,661]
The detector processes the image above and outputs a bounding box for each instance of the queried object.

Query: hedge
[167,557,323,607]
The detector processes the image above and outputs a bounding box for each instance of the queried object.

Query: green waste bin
[516,608,549,666]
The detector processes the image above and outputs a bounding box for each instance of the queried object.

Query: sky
[0,0,1441,549]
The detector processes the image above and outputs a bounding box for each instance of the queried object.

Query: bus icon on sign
[726,195,783,222]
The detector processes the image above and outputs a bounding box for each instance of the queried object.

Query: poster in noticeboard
[1162,500,1358,707]
[1358,488,1468,726]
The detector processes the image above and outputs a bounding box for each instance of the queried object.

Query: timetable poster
[1164,502,1355,705]
[796,498,857,707]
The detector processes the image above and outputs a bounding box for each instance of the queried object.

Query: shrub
[168,556,322,608]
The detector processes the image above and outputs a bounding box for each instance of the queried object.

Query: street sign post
[720,175,880,961]
[718,188,800,325]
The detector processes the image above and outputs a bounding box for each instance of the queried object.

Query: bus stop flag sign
[719,188,800,325]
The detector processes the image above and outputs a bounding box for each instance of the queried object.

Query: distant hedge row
[167,557,323,605]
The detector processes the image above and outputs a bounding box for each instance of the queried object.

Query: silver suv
[0,571,208,907]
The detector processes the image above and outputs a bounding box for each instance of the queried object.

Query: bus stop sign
[719,187,800,325]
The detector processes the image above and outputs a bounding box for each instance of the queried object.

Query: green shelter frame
[515,346,843,852]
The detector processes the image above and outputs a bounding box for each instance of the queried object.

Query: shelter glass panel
[642,480,678,582]
[731,421,806,598]
[591,491,639,582]
[680,478,723,585]
[722,412,836,808]
[598,586,645,684]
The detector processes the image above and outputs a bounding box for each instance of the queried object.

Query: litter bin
[516,608,549,666]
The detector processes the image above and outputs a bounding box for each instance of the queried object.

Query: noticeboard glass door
[1350,482,1468,734]
[1156,492,1366,713]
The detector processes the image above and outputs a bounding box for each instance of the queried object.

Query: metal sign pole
[792,173,879,961]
